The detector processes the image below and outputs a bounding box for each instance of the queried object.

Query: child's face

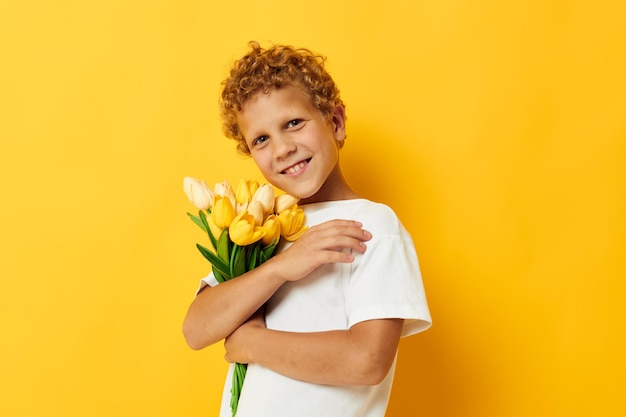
[236,84,347,202]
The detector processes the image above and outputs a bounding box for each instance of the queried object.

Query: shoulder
[303,199,407,236]
[350,200,405,236]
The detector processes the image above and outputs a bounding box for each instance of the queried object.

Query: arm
[224,314,404,386]
[182,219,372,350]
[182,260,283,350]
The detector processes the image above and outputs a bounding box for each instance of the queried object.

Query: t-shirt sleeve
[345,230,432,338]
[195,271,219,295]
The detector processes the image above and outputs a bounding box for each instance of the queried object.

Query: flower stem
[230,362,248,416]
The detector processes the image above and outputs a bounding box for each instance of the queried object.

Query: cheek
[251,154,272,174]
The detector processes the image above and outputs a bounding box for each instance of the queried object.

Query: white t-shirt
[198,199,431,417]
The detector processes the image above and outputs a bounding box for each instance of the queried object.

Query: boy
[183,41,431,417]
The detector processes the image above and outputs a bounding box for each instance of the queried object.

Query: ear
[330,105,347,142]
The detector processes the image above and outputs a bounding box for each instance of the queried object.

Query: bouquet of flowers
[183,176,307,416]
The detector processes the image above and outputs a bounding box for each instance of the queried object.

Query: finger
[310,219,363,231]
[304,224,372,242]
[322,219,363,226]
[305,229,372,250]
[312,249,356,265]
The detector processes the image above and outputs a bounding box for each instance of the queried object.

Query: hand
[272,219,372,283]
[224,308,266,364]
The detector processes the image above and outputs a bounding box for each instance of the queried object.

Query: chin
[277,181,319,201]
[299,190,325,205]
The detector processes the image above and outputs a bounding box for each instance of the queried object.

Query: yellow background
[1,1,624,416]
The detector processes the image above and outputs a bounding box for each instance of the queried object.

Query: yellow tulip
[278,206,308,241]
[274,193,300,214]
[214,180,236,210]
[248,180,260,199]
[235,178,252,204]
[229,210,266,246]
[206,212,224,241]
[211,195,236,229]
[183,176,213,210]
[235,179,261,215]
[252,184,275,214]
[261,215,281,246]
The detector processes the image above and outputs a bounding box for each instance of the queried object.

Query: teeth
[284,161,307,174]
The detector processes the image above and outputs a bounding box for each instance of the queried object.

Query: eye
[253,135,269,146]
[286,119,303,129]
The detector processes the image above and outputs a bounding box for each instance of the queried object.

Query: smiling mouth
[282,158,311,175]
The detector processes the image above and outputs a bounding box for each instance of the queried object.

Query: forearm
[183,219,373,350]
[227,319,403,386]
[249,329,378,385]
[182,257,285,349]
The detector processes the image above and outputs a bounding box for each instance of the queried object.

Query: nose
[272,134,297,160]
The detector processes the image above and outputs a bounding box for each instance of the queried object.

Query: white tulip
[252,184,275,214]
[274,193,300,214]
[247,200,265,226]
[183,176,213,210]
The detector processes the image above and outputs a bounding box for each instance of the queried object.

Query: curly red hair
[220,41,345,154]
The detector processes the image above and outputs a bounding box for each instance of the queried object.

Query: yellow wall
[1,1,624,416]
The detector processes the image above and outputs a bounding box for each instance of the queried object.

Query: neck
[299,164,359,205]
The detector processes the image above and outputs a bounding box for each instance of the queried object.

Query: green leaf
[196,244,231,280]
[213,269,226,284]
[260,243,278,263]
[230,244,247,278]
[198,211,218,249]
[187,212,208,233]
[217,229,231,264]
[248,244,261,270]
